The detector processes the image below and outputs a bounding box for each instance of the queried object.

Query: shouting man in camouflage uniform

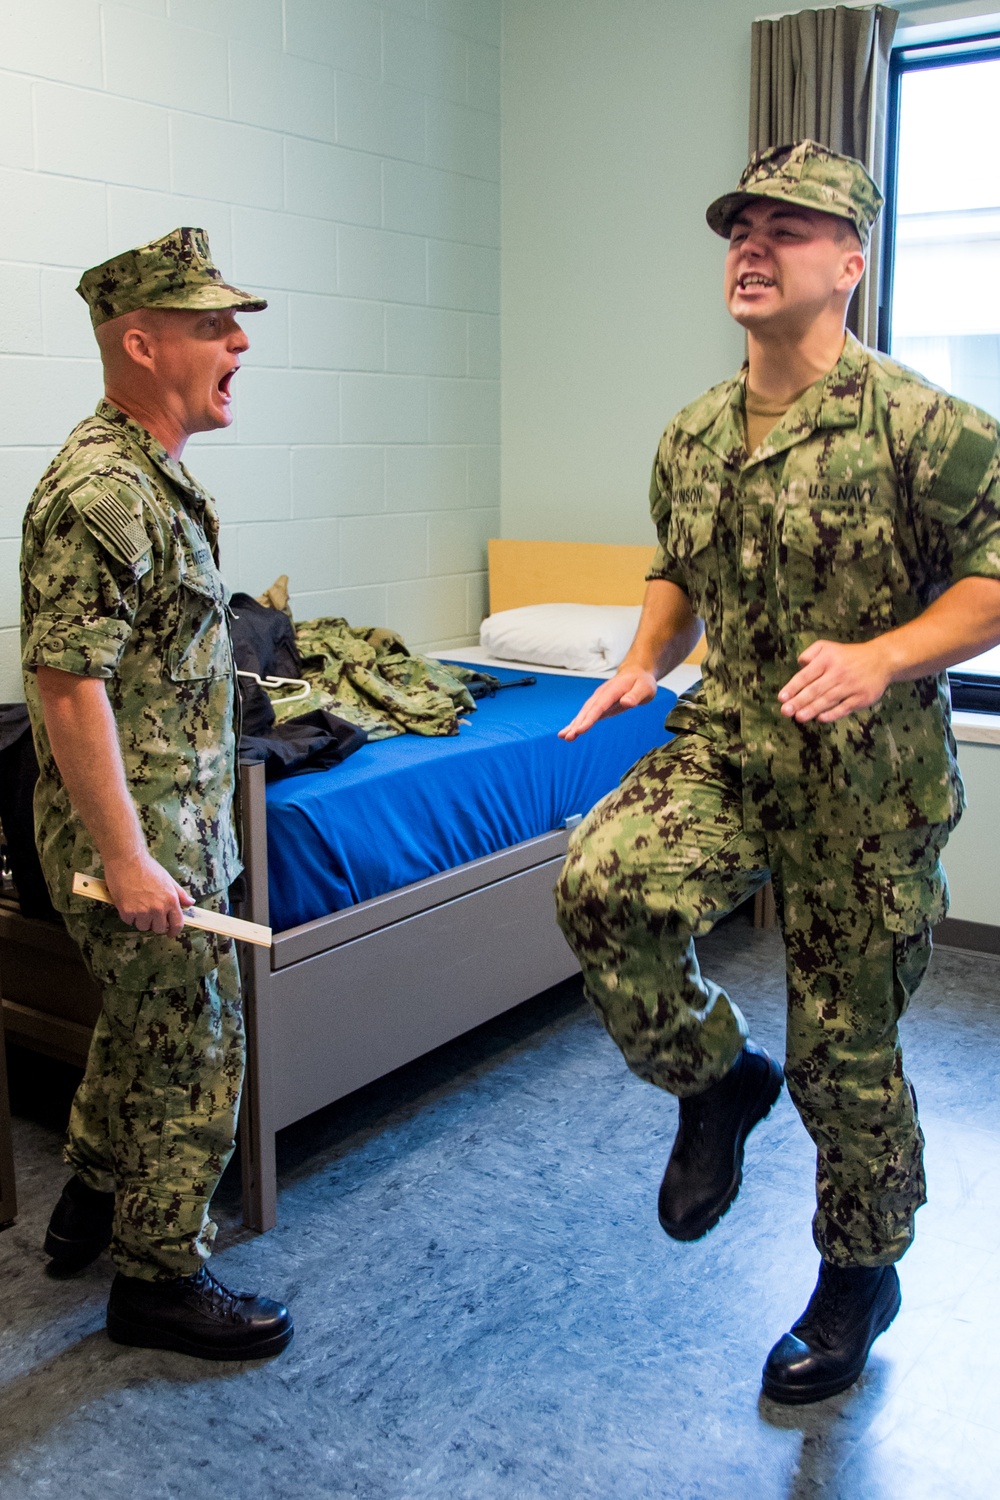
[556,142,1000,1404]
[20,229,293,1360]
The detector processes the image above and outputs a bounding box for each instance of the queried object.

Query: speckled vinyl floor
[2,914,999,1499]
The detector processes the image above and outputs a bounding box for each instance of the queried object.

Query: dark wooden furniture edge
[934,916,1000,956]
[0,1002,15,1227]
[0,893,103,1227]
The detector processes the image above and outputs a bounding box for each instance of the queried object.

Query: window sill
[952,711,1000,747]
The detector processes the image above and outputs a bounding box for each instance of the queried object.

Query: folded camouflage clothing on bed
[234,578,495,740]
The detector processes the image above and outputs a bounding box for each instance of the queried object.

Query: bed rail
[269,827,572,969]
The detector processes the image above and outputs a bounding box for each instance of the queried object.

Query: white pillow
[480,603,642,673]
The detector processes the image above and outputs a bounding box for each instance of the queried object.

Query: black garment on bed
[229,595,367,774]
[0,705,59,922]
[229,592,304,737]
[239,709,368,781]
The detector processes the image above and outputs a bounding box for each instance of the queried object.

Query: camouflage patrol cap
[77,227,267,329]
[705,139,883,244]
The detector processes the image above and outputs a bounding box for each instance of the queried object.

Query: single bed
[1,539,700,1233]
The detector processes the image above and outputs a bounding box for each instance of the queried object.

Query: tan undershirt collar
[743,380,812,455]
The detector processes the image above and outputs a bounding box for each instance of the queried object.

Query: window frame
[878,28,1000,354]
[879,30,1000,713]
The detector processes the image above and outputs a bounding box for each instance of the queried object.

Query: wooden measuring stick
[72,872,272,948]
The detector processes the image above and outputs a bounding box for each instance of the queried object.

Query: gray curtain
[749,5,899,344]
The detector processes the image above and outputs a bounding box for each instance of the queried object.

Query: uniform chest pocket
[663,499,720,619]
[167,558,232,683]
[667,503,716,561]
[780,504,897,638]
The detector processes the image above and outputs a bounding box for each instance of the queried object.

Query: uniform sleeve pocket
[23,612,132,679]
[880,866,949,936]
[924,419,997,525]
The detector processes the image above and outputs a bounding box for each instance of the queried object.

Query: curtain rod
[754,2,937,19]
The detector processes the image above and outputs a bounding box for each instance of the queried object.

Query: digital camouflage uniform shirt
[20,398,241,911]
[648,332,1000,836]
[556,335,1000,1265]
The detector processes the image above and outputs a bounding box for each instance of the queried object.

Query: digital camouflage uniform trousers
[21,398,244,1282]
[558,332,1000,1270]
[62,895,243,1280]
[555,727,949,1268]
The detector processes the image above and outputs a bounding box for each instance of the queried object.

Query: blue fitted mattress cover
[264,662,676,932]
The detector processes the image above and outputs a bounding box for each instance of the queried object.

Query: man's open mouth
[218,366,238,398]
[737,274,775,290]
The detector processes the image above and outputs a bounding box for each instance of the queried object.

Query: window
[882,30,1000,708]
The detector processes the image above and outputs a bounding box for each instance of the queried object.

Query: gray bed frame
[0,757,580,1233]
[235,761,578,1229]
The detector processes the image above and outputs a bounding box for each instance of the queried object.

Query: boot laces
[193,1267,246,1323]
[796,1267,867,1348]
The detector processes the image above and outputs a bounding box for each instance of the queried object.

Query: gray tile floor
[1,915,999,1499]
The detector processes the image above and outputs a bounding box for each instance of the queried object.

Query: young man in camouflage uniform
[20,229,293,1360]
[556,142,1000,1403]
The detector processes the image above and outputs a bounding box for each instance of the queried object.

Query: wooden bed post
[237,759,277,1232]
[753,880,777,930]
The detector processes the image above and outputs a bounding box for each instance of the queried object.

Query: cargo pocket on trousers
[880,866,949,1013]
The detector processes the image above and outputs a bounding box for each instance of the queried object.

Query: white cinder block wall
[0,0,501,702]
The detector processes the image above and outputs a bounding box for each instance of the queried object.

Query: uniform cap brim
[89,282,268,328]
[705,186,866,242]
[706,191,760,238]
[148,282,268,313]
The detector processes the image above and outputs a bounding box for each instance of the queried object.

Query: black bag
[229,592,304,736]
[0,705,59,922]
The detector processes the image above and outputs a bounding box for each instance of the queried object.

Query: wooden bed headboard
[487,537,707,666]
[487,538,657,613]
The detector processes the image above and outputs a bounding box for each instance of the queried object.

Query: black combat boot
[657,1041,783,1241]
[106,1266,294,1360]
[44,1175,115,1270]
[761,1260,901,1404]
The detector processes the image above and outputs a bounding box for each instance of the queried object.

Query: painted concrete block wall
[0,0,501,702]
[500,0,770,545]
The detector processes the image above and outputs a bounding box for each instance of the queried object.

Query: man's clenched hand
[104,851,192,937]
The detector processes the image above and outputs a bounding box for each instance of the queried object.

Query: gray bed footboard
[235,760,579,1231]
[0,765,580,1233]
